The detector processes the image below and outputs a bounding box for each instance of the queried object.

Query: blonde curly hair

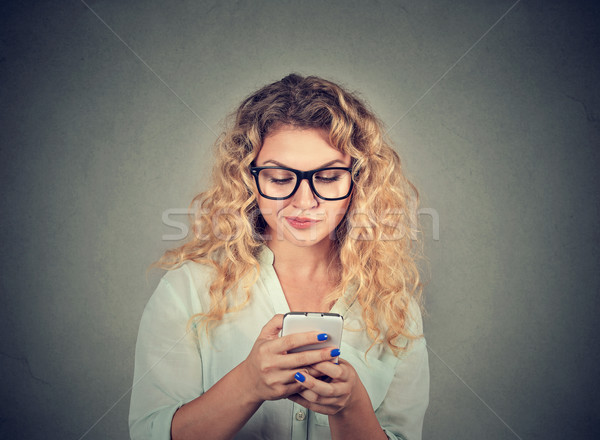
[156,73,424,354]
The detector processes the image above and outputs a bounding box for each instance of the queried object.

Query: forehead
[256,126,350,168]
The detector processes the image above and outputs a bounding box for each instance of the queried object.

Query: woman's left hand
[288,358,360,415]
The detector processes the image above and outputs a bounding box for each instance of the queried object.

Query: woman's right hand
[240,314,339,404]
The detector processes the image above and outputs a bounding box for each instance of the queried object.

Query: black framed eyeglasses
[250,166,354,201]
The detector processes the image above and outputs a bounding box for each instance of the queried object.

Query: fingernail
[317,333,328,341]
[330,348,340,357]
[294,372,306,382]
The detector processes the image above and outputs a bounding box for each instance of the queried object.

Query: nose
[291,178,318,209]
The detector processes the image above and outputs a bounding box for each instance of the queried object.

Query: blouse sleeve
[128,277,204,440]
[376,303,430,440]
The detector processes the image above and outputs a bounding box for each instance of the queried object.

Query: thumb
[259,314,284,340]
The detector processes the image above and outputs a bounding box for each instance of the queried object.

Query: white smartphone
[281,312,343,354]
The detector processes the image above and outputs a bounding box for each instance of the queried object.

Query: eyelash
[269,177,294,185]
[315,175,340,183]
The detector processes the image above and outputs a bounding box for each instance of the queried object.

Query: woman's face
[254,125,352,249]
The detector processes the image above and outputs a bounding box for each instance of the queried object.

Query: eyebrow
[260,159,348,168]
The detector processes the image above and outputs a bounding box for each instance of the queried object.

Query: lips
[285,217,321,229]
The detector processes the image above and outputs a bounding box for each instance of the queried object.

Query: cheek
[335,199,351,217]
[256,197,286,221]
[256,198,271,221]
[327,201,351,226]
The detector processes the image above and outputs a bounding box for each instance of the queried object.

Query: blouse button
[295,410,306,421]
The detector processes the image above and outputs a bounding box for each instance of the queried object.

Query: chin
[289,238,328,247]
[272,228,331,248]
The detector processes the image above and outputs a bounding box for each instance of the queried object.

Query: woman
[129,73,429,440]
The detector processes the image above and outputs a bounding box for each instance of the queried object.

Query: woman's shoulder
[148,260,217,315]
[405,297,424,337]
[342,296,425,358]
[161,259,216,288]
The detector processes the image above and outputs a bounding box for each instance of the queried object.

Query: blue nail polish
[295,372,306,382]
[317,333,328,341]
[330,348,340,357]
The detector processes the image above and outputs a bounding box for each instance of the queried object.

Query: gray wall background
[1,1,598,439]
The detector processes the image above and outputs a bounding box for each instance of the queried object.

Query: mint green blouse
[129,246,429,440]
